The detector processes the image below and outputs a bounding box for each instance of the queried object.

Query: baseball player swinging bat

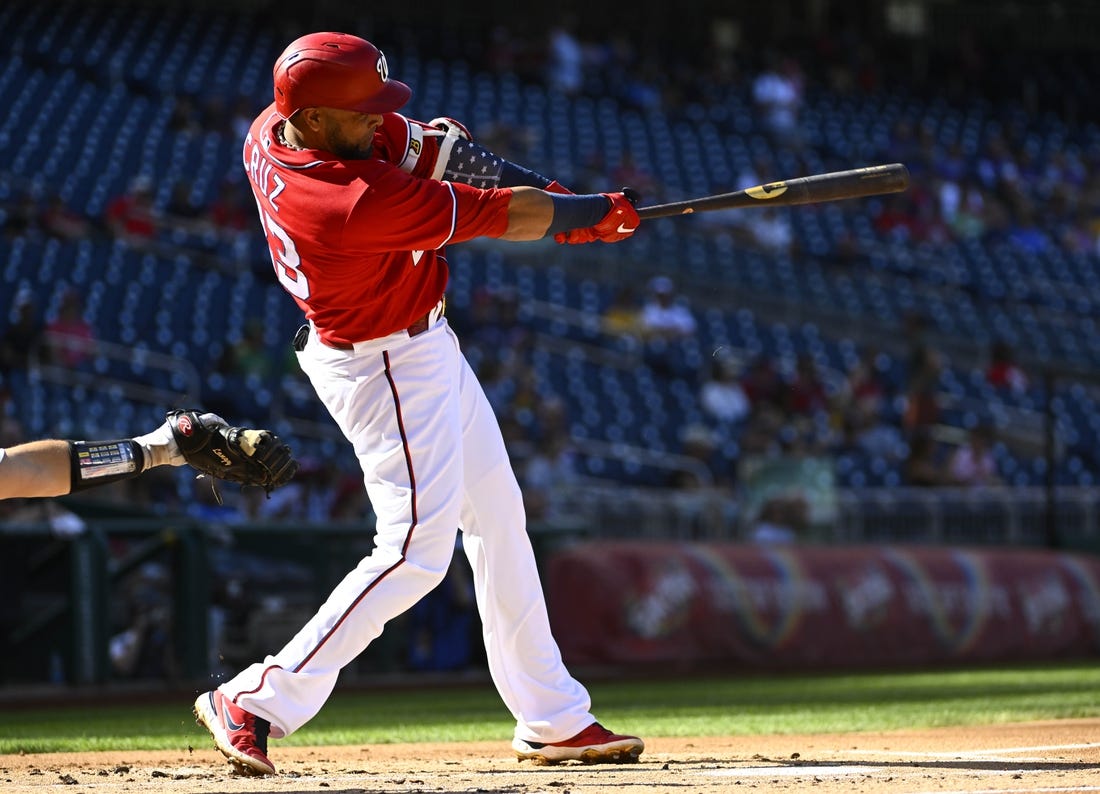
[634,163,910,219]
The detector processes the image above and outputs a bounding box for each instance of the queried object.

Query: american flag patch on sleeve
[440,140,505,189]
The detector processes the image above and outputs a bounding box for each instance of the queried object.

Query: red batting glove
[592,192,640,241]
[545,180,574,195]
[556,192,640,245]
[555,227,600,244]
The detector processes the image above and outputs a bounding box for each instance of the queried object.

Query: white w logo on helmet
[376,53,389,83]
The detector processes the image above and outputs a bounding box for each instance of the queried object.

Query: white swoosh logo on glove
[616,224,637,234]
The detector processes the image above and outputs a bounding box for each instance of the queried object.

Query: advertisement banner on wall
[547,543,1100,668]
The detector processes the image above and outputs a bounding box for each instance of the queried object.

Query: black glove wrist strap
[68,440,145,493]
[546,193,613,236]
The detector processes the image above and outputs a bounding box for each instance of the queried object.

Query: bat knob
[620,187,641,205]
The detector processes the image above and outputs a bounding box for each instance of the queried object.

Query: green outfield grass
[2,662,1099,754]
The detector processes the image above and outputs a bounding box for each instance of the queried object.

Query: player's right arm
[501,187,640,243]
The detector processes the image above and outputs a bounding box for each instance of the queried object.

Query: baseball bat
[634,163,910,219]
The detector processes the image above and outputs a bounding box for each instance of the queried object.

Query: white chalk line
[854,741,1100,760]
[706,741,1100,780]
[708,765,1061,779]
[708,765,881,778]
[907,788,1100,794]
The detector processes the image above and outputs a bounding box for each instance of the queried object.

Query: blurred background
[3,0,1100,688]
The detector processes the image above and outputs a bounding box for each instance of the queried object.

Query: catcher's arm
[166,410,299,500]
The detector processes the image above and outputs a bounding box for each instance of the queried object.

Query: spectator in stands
[498,412,537,477]
[232,321,274,384]
[209,179,258,266]
[166,180,210,230]
[466,286,530,355]
[476,352,515,417]
[752,54,804,146]
[949,182,988,239]
[834,396,904,463]
[39,195,92,240]
[785,353,830,418]
[105,175,160,245]
[521,404,580,523]
[639,276,698,379]
[209,179,252,233]
[885,119,920,169]
[610,153,659,201]
[947,424,1001,487]
[169,94,204,135]
[1060,204,1099,255]
[902,344,943,440]
[484,24,523,76]
[44,289,96,370]
[2,190,39,238]
[841,349,890,414]
[252,458,336,522]
[833,349,903,462]
[873,193,922,241]
[506,365,545,432]
[110,562,175,680]
[327,467,373,521]
[747,206,794,254]
[741,354,786,413]
[748,495,805,545]
[1005,201,1050,254]
[985,339,1028,394]
[1,289,43,407]
[901,430,954,487]
[601,286,645,350]
[231,96,255,143]
[699,352,751,425]
[545,19,585,95]
[206,325,277,421]
[669,422,719,490]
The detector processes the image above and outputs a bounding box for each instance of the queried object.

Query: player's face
[318,109,384,160]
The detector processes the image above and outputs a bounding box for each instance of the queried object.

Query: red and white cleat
[193,690,276,776]
[513,722,644,765]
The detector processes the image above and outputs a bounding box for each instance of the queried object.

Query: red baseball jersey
[243,107,514,346]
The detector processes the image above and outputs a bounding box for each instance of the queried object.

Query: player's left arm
[0,441,72,499]
[381,113,570,193]
[401,115,638,242]
[363,118,637,246]
[0,422,175,500]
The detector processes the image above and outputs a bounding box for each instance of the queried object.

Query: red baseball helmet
[273,32,412,119]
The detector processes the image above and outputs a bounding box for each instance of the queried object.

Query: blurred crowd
[2,15,1096,530]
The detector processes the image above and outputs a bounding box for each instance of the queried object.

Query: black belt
[293,298,444,352]
[321,311,432,350]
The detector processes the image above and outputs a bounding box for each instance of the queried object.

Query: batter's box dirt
[1,720,1098,793]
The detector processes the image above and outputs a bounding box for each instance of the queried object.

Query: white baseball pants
[218,316,594,744]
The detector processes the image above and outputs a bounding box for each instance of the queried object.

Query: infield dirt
[2,719,1097,793]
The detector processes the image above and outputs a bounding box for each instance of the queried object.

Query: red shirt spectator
[45,290,95,368]
[786,354,829,415]
[106,176,159,240]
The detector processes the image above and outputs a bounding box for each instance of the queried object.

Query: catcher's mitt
[166,409,298,499]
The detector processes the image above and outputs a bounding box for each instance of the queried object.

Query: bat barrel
[635,163,910,219]
[783,163,910,204]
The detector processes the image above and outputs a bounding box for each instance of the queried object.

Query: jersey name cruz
[244,131,288,210]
